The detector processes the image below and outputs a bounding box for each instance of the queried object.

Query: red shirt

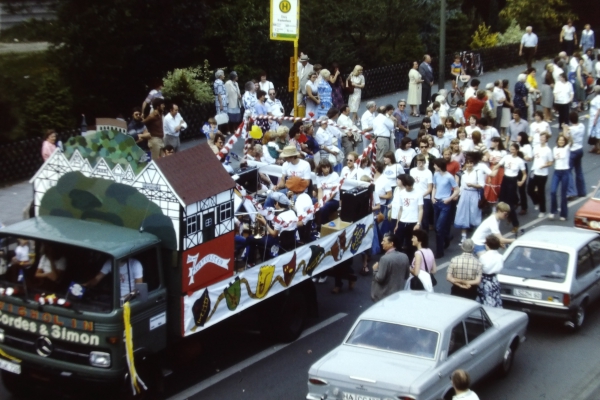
[446,161,460,176]
[464,97,487,121]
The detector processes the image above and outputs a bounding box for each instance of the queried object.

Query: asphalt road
[2,59,600,399]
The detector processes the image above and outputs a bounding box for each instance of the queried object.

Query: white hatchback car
[498,225,600,330]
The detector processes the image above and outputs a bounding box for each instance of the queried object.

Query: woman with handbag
[407,229,436,292]
[476,235,504,307]
[347,65,365,124]
[454,156,485,246]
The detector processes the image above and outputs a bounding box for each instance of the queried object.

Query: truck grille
[3,328,92,366]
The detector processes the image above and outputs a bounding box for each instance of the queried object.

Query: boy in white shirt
[394,175,423,253]
[410,154,433,231]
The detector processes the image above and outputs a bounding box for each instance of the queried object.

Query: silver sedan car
[306,292,528,400]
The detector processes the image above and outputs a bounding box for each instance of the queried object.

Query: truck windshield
[0,235,114,313]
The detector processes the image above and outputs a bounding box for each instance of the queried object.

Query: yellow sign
[270,0,299,42]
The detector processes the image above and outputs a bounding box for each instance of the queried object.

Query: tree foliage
[162,61,215,106]
[499,0,575,32]
[497,19,525,46]
[24,72,73,137]
[470,23,499,49]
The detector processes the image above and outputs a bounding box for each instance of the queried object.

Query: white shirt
[395,148,416,168]
[341,166,359,180]
[372,113,394,138]
[337,113,354,130]
[282,159,312,180]
[532,145,553,176]
[488,149,507,165]
[472,215,501,246]
[100,258,143,297]
[163,112,187,137]
[383,164,403,186]
[480,127,500,149]
[493,87,506,104]
[453,108,465,125]
[521,32,538,47]
[38,255,67,274]
[568,123,585,151]
[465,125,478,139]
[15,245,29,262]
[479,250,504,275]
[361,110,375,134]
[327,120,343,142]
[262,144,277,164]
[595,61,600,79]
[554,80,574,104]
[552,64,564,82]
[459,138,474,152]
[410,167,433,199]
[428,147,441,158]
[529,121,551,147]
[568,57,579,74]
[397,188,423,223]
[464,87,477,102]
[520,144,533,162]
[315,127,333,148]
[498,154,525,177]
[266,98,284,117]
[318,172,341,201]
[474,162,492,180]
[259,81,274,93]
[433,136,450,153]
[562,25,576,41]
[294,192,314,222]
[460,168,485,192]
[374,174,392,204]
[273,209,298,232]
[553,145,571,170]
[444,128,457,141]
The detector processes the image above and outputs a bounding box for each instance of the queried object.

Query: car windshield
[503,246,569,282]
[0,234,114,312]
[345,319,439,359]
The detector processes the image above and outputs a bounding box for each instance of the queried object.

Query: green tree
[24,72,73,136]
[499,0,575,31]
[470,23,499,49]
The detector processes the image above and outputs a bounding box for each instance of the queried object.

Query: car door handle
[470,349,478,356]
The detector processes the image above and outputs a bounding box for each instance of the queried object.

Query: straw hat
[281,145,301,158]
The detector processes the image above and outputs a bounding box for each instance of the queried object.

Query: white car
[306,292,528,400]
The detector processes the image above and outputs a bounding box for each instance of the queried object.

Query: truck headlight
[0,328,4,343]
[90,351,111,368]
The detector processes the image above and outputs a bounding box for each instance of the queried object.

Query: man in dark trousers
[371,233,410,302]
[419,54,434,115]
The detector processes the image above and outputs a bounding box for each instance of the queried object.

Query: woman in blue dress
[317,69,333,119]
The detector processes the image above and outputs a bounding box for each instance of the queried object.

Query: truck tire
[273,289,307,342]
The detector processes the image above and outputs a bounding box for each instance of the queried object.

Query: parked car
[574,184,600,231]
[306,291,527,400]
[498,225,600,330]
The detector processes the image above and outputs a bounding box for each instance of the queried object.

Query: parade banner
[182,214,374,336]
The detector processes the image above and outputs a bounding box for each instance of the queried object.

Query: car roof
[514,225,598,250]
[0,216,161,258]
[359,291,478,330]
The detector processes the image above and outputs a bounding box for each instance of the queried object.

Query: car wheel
[567,304,586,331]
[497,341,516,377]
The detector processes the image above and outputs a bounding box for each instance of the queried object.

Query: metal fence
[0,35,559,185]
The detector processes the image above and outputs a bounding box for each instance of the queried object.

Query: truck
[0,126,374,397]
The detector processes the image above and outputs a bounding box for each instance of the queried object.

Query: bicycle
[447,75,471,107]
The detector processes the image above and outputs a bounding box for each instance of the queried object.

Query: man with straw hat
[264,145,312,209]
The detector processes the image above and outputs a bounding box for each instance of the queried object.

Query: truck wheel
[2,371,28,397]
[274,289,307,342]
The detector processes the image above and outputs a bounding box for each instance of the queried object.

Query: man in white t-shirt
[360,101,377,153]
[478,118,500,149]
[410,154,433,231]
[560,19,577,56]
[86,258,144,298]
[471,202,514,255]
[394,175,424,252]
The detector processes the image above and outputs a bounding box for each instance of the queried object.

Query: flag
[68,282,86,298]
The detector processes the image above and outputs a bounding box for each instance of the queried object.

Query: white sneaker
[549,214,555,220]
[560,217,566,221]
[534,205,539,211]
[318,276,328,283]
[459,236,466,246]
[538,213,545,218]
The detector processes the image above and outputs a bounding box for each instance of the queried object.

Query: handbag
[344,78,354,95]
[215,112,229,125]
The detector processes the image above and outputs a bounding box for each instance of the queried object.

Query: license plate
[342,392,380,400]
[0,358,21,375]
[513,289,542,300]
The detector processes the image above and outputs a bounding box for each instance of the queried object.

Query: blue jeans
[264,189,290,208]
[433,200,452,257]
[422,198,432,231]
[550,170,569,218]
[318,199,340,224]
[567,148,585,197]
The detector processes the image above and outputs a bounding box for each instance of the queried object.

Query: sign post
[270,0,300,116]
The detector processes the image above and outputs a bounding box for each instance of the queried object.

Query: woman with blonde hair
[316,69,333,118]
[347,65,365,124]
[408,61,423,116]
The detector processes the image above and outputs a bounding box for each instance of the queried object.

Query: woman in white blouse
[316,159,341,226]
[454,156,485,244]
[550,134,571,221]
[382,151,403,188]
[553,72,574,127]
[464,115,479,139]
[347,65,365,124]
[457,127,474,152]
[491,143,526,233]
[476,235,504,307]
[395,137,416,174]
[258,71,274,93]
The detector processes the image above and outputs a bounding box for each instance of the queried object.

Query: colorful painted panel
[182,232,235,294]
[39,171,177,250]
[181,215,374,336]
[64,130,148,176]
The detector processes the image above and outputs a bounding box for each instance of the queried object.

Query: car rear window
[345,320,439,359]
[503,246,569,282]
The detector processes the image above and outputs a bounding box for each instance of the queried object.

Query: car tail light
[563,294,570,306]
[309,377,328,385]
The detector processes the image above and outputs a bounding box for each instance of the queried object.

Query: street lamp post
[438,0,446,94]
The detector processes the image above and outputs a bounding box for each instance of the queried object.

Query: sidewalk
[0,59,551,227]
